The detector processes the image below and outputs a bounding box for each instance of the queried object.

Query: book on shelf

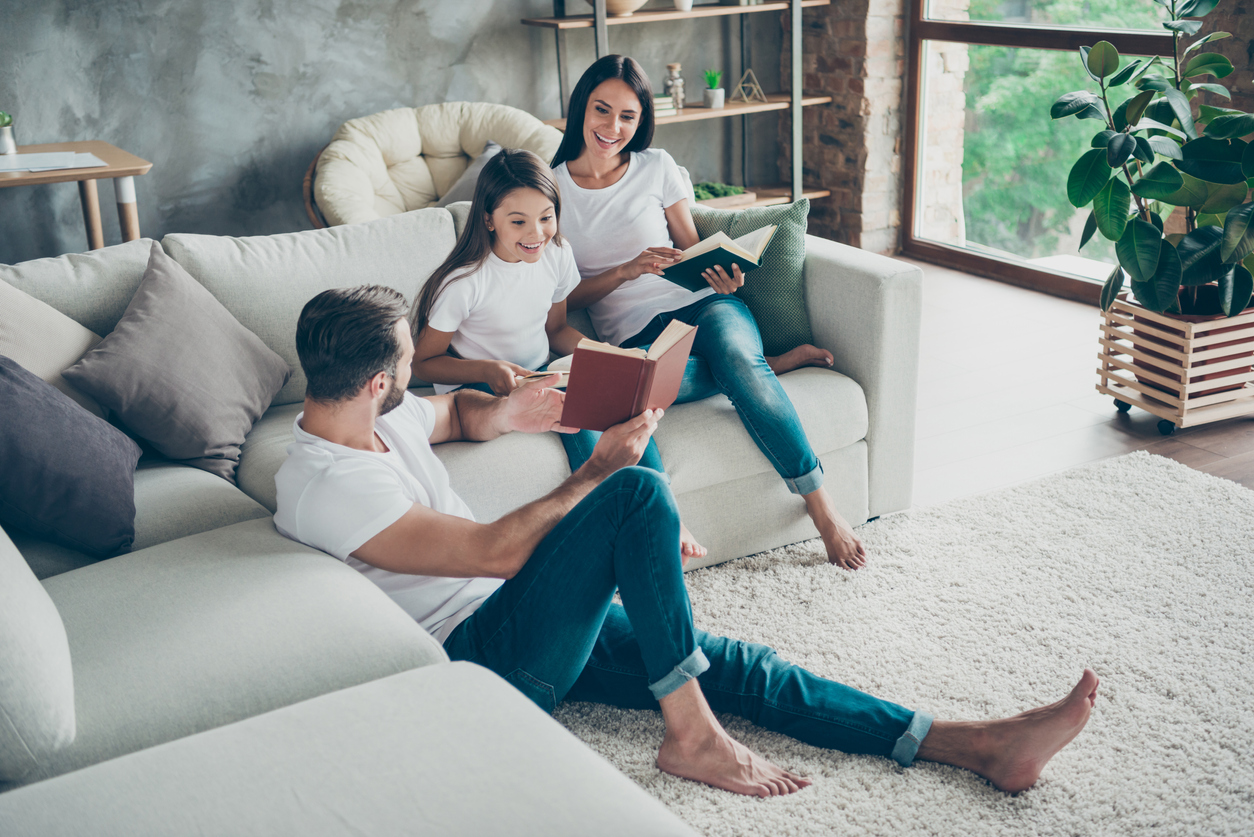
[559,320,697,432]
[654,108,678,117]
[659,225,777,292]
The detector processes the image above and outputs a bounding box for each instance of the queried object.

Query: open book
[659,225,777,292]
[559,320,698,431]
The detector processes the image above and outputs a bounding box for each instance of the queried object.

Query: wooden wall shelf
[544,94,832,130]
[522,0,830,29]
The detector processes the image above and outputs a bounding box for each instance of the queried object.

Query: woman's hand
[619,247,682,282]
[479,360,534,395]
[703,264,744,295]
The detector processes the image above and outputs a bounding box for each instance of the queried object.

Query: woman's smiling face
[582,78,642,161]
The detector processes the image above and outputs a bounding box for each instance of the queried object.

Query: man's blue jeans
[442,468,932,766]
[565,294,825,495]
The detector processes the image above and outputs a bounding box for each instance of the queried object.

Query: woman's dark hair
[550,54,655,168]
[296,285,410,402]
[412,148,564,335]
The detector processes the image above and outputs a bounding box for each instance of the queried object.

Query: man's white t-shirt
[553,149,713,347]
[273,393,502,642]
[425,242,581,394]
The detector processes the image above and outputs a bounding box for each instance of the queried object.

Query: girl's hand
[619,248,682,282]
[480,360,533,395]
[702,264,744,295]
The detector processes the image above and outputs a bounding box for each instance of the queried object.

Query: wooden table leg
[77,179,104,250]
[115,175,140,241]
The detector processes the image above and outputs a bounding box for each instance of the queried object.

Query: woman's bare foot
[920,670,1100,793]
[802,487,866,569]
[680,521,707,564]
[657,725,812,797]
[766,344,833,376]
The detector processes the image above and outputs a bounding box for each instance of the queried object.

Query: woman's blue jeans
[442,468,932,765]
[565,294,824,495]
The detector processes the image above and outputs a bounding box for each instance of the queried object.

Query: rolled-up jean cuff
[890,710,933,767]
[784,461,824,495]
[648,648,711,700]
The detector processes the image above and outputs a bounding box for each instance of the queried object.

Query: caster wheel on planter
[1114,399,1131,413]
[1157,420,1176,436]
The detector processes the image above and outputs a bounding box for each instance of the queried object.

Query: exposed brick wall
[1200,4,1253,115]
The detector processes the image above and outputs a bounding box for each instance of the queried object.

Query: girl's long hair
[550,54,655,169]
[413,148,565,335]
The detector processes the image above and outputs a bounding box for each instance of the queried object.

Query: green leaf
[1079,211,1098,251]
[1133,136,1155,164]
[1131,243,1182,312]
[1221,202,1254,264]
[1164,19,1203,35]
[1197,211,1226,227]
[1108,59,1145,87]
[1179,0,1223,16]
[1177,225,1226,285]
[1078,46,1101,83]
[1164,170,1212,208]
[1219,264,1254,316]
[1051,91,1101,119]
[1131,161,1185,200]
[1184,32,1231,59]
[1150,211,1166,232]
[1107,133,1136,168]
[1068,149,1112,208]
[1199,181,1250,214]
[1137,76,1172,93]
[1087,41,1120,79]
[1244,141,1254,178]
[1132,118,1187,140]
[1132,55,1164,82]
[1094,177,1131,240]
[1204,114,1254,140]
[1179,137,1249,185]
[1200,104,1244,122]
[1184,53,1235,80]
[1117,218,1163,284]
[1091,130,1117,148]
[1122,90,1156,128]
[1100,263,1125,311]
[1148,136,1183,160]
[1190,83,1231,100]
[1162,88,1199,140]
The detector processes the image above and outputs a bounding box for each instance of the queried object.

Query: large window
[904,0,1172,300]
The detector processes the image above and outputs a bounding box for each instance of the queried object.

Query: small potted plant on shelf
[703,70,725,109]
[0,111,15,155]
[1050,0,1254,435]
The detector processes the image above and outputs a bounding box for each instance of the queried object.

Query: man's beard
[378,376,405,416]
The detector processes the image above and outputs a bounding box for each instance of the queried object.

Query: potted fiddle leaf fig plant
[1050,0,1254,434]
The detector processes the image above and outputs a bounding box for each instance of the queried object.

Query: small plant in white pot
[703,70,724,109]
[0,111,15,155]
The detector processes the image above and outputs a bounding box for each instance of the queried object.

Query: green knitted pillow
[690,199,813,356]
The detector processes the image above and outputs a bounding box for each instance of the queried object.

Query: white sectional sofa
[0,205,922,834]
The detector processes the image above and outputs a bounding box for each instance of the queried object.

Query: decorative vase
[703,88,725,109]
[674,0,693,9]
[0,126,15,155]
[584,0,649,15]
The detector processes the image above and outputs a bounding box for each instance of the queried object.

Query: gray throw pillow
[435,141,502,207]
[0,356,141,559]
[64,243,291,484]
[0,523,76,780]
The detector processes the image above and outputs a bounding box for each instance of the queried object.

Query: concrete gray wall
[0,0,785,265]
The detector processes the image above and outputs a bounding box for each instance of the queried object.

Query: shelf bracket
[791,0,802,202]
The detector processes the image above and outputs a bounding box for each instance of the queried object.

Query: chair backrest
[314,102,563,227]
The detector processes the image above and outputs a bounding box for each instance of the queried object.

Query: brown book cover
[559,321,697,431]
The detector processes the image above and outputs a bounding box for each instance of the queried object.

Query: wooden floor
[903,257,1254,509]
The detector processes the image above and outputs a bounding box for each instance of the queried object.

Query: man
[275,285,1099,798]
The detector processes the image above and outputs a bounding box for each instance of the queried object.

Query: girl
[410,148,706,559]
[551,55,867,569]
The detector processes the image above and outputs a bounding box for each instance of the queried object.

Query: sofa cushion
[0,526,76,782]
[0,280,103,416]
[236,403,303,512]
[63,244,291,484]
[6,518,448,788]
[0,663,698,837]
[163,208,459,406]
[692,199,815,356]
[0,357,142,559]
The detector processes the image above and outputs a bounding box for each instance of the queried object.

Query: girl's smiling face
[582,78,641,160]
[488,187,558,264]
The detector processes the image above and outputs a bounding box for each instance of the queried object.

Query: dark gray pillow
[435,141,502,207]
[0,356,141,558]
[63,242,291,484]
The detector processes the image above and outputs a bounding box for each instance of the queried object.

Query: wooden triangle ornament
[729,69,768,104]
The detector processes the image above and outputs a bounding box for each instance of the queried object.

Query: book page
[577,337,647,359]
[646,320,696,360]
[732,225,776,260]
[677,231,737,262]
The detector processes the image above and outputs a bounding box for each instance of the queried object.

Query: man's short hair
[296,285,410,402]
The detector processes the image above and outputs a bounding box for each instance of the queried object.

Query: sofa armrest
[803,235,923,516]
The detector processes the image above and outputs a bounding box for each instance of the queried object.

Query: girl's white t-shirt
[425,242,582,394]
[273,393,502,643]
[554,148,713,347]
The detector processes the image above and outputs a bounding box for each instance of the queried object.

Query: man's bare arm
[427,378,568,445]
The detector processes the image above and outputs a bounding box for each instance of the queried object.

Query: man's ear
[367,370,390,399]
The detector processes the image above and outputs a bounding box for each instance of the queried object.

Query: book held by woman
[659,225,777,292]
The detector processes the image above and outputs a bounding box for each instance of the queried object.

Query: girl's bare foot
[680,521,707,564]
[802,487,866,569]
[766,344,833,376]
[657,726,812,798]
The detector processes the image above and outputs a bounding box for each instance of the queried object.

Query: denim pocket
[505,668,558,713]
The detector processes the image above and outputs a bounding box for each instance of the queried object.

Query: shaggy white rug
[554,452,1254,836]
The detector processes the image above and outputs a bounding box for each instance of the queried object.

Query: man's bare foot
[657,726,812,798]
[766,344,833,376]
[680,521,707,564]
[803,487,866,569]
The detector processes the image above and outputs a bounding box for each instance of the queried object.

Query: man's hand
[503,374,571,434]
[480,360,533,395]
[582,409,662,478]
[702,263,744,295]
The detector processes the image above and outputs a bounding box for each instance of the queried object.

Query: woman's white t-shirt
[554,148,713,347]
[425,242,582,394]
[273,393,502,643]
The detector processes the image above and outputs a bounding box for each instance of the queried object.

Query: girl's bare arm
[545,300,588,356]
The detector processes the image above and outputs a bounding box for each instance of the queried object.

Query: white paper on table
[24,153,109,172]
[0,152,108,172]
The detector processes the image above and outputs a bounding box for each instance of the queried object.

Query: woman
[551,54,866,569]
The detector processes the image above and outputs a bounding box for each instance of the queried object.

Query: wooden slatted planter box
[1096,298,1254,435]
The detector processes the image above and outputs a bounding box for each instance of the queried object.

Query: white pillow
[0,279,103,416]
[435,141,503,208]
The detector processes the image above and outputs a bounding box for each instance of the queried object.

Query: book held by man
[659,225,777,292]
[559,320,698,432]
